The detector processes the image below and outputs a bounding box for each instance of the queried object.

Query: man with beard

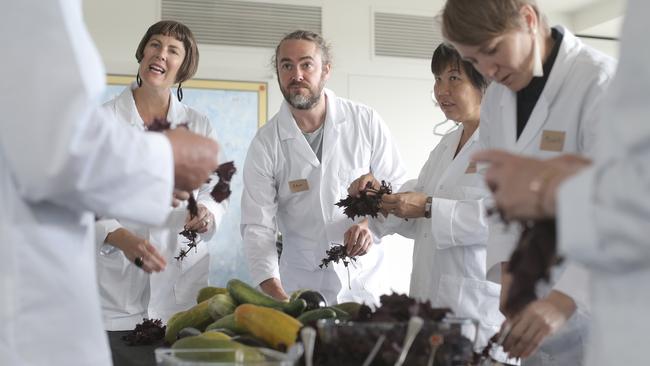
[241,30,406,305]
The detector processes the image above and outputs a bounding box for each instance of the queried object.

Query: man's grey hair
[272,30,332,70]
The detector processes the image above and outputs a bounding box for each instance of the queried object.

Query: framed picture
[104,75,268,285]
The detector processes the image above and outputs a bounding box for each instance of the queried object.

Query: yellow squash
[234,304,302,351]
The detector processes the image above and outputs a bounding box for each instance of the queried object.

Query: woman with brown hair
[95,20,227,330]
[441,0,616,365]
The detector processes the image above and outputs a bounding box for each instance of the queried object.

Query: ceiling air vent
[374,12,443,59]
[161,0,322,48]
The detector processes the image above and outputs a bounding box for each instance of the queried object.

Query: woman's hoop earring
[136,73,142,87]
[177,83,183,101]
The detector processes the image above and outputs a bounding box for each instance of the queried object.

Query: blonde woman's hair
[442,0,548,46]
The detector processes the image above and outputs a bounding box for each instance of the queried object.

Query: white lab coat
[480,27,616,365]
[1,2,174,365]
[241,88,407,305]
[95,86,227,330]
[557,1,650,364]
[371,126,504,351]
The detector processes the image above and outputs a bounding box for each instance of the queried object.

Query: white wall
[83,0,619,294]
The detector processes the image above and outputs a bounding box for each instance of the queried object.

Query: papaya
[165,300,214,344]
[235,303,302,351]
[172,336,264,362]
[196,286,228,303]
[177,327,201,339]
[199,331,231,341]
[205,314,249,335]
[227,279,307,316]
[208,293,237,320]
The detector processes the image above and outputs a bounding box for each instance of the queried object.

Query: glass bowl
[314,317,479,366]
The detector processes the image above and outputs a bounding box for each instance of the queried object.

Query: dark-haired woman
[95,20,227,330]
[347,43,504,355]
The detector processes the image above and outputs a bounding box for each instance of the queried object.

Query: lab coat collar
[275,89,340,168]
[502,27,582,151]
[115,83,145,130]
[442,124,479,157]
[438,125,479,184]
[166,90,186,128]
[439,125,463,161]
[277,88,343,141]
[115,83,184,129]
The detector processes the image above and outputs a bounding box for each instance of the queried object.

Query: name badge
[289,179,309,193]
[465,161,477,174]
[540,130,566,152]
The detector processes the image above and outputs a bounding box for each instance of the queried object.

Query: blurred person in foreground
[0,2,220,365]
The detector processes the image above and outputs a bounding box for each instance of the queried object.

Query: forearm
[545,290,577,320]
[259,278,289,300]
[104,227,136,252]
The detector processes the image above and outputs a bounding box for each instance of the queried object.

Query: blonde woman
[442,0,616,365]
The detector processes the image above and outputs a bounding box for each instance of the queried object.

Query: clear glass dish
[155,348,299,366]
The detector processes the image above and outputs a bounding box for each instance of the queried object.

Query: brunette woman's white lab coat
[372,126,504,351]
[1,1,175,365]
[95,86,227,330]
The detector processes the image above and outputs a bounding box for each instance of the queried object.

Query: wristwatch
[424,196,432,218]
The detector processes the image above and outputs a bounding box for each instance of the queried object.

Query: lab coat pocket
[436,275,503,327]
[280,241,321,271]
[173,254,209,305]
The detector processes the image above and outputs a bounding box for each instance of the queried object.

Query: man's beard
[280,79,325,110]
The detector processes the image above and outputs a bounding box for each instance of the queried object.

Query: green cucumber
[327,306,351,320]
[226,279,307,316]
[297,308,337,324]
[205,314,249,335]
[332,302,362,319]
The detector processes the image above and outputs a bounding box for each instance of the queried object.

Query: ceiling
[420,0,625,38]
[542,0,624,38]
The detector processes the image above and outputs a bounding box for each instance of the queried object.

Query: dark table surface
[108,331,166,366]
